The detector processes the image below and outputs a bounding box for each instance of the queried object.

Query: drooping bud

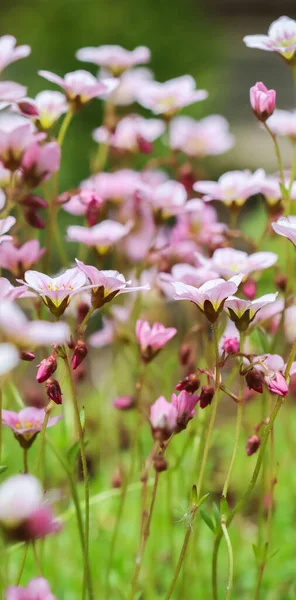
[17,100,39,117]
[223,337,240,355]
[246,434,261,456]
[199,385,215,409]
[153,455,168,472]
[150,396,177,442]
[36,355,57,383]
[24,208,46,229]
[265,372,288,397]
[21,194,48,209]
[175,373,200,394]
[20,350,36,362]
[72,340,88,370]
[113,395,135,410]
[172,390,199,431]
[178,163,195,193]
[77,302,90,325]
[242,278,256,300]
[245,369,264,394]
[45,379,62,405]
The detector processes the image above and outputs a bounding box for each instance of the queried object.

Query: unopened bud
[175,373,200,394]
[265,372,288,397]
[21,194,48,209]
[24,208,46,229]
[242,278,256,300]
[223,337,240,354]
[20,350,35,362]
[199,385,215,409]
[45,379,62,405]
[17,100,39,117]
[113,395,135,410]
[153,455,168,472]
[178,163,195,193]
[72,340,88,370]
[179,342,195,368]
[111,469,122,488]
[245,369,264,394]
[246,434,260,456]
[36,355,57,383]
[77,302,90,325]
[137,135,153,154]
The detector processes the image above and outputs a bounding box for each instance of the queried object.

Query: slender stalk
[77,306,96,335]
[32,541,43,576]
[0,390,2,463]
[221,520,233,600]
[165,503,198,599]
[57,109,73,146]
[34,411,50,475]
[15,545,29,585]
[263,123,286,189]
[62,355,93,600]
[23,448,29,474]
[196,322,221,499]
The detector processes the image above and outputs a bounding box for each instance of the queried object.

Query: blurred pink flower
[257,172,296,208]
[6,577,56,600]
[93,115,165,153]
[224,293,278,331]
[171,275,242,323]
[38,70,117,110]
[209,248,277,278]
[272,216,296,246]
[244,16,296,61]
[108,67,153,105]
[0,240,45,276]
[0,277,33,301]
[0,120,40,170]
[88,317,116,348]
[266,109,296,140]
[18,90,67,129]
[0,216,15,244]
[194,169,263,208]
[142,180,187,218]
[171,390,199,431]
[21,267,89,316]
[0,299,70,346]
[0,35,30,73]
[0,81,27,108]
[67,219,133,252]
[0,343,19,377]
[170,115,234,157]
[21,141,61,186]
[113,395,135,410]
[150,396,177,441]
[2,407,62,448]
[250,82,276,121]
[136,75,208,116]
[136,319,176,362]
[76,44,150,75]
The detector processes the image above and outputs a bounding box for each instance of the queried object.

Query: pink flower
[76,44,151,75]
[209,248,277,278]
[0,216,16,244]
[18,90,67,129]
[0,300,70,346]
[0,35,30,73]
[272,216,296,246]
[38,70,117,110]
[6,577,56,600]
[194,169,264,208]
[21,141,60,186]
[0,278,33,301]
[170,115,234,157]
[142,180,187,219]
[250,82,276,121]
[265,371,288,397]
[223,336,240,354]
[88,317,116,348]
[76,259,149,308]
[171,390,199,431]
[136,320,177,362]
[0,119,39,170]
[0,81,27,107]
[67,219,133,252]
[93,115,165,153]
[244,16,296,61]
[113,395,135,410]
[224,293,278,331]
[150,396,177,441]
[171,275,243,323]
[0,474,60,542]
[0,343,19,377]
[80,169,142,203]
[0,240,45,276]
[2,407,62,448]
[257,173,296,209]
[266,109,296,140]
[108,67,153,106]
[21,267,89,316]
[136,75,208,116]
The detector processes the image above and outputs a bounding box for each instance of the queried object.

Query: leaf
[200,509,215,533]
[268,548,280,561]
[67,441,80,468]
[191,485,197,506]
[80,407,86,432]
[220,496,229,518]
[212,502,221,529]
[197,492,210,509]
[252,543,260,564]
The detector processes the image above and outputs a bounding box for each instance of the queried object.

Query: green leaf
[197,492,210,508]
[268,548,280,561]
[191,485,197,506]
[212,502,221,529]
[67,441,80,468]
[252,544,260,564]
[200,509,215,533]
[220,497,229,518]
[80,407,86,432]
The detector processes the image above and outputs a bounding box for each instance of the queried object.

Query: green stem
[221,519,233,600]
[0,390,2,463]
[23,448,28,474]
[34,411,50,476]
[77,306,96,335]
[196,322,221,499]
[165,504,198,599]
[15,544,29,585]
[263,123,286,189]
[57,109,73,146]
[63,355,93,600]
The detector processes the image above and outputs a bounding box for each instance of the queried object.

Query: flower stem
[263,123,286,189]
[23,448,29,474]
[63,355,93,600]
[57,109,73,146]
[165,501,198,599]
[34,410,51,476]
[221,519,233,600]
[15,544,29,585]
[0,389,2,463]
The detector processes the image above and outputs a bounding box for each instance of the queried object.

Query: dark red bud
[246,434,260,456]
[45,378,62,405]
[175,373,200,394]
[178,164,195,193]
[20,350,36,362]
[21,195,48,209]
[137,135,153,154]
[153,455,168,472]
[72,340,88,370]
[17,101,39,117]
[36,355,57,383]
[77,302,90,325]
[86,198,101,227]
[24,208,46,229]
[245,369,264,394]
[242,278,257,300]
[199,385,215,409]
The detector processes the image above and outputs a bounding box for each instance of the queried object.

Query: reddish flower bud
[246,434,261,456]
[45,379,62,405]
[179,342,195,369]
[113,395,135,410]
[175,373,200,394]
[72,340,88,370]
[36,355,57,383]
[86,197,102,227]
[199,385,215,409]
[77,302,90,325]
[178,163,195,193]
[20,350,36,362]
[137,135,153,154]
[153,455,168,472]
[24,208,46,229]
[223,337,240,354]
[265,372,288,397]
[250,82,276,122]
[17,100,39,117]
[21,194,48,209]
[111,470,122,488]
[245,369,264,394]
[242,278,256,300]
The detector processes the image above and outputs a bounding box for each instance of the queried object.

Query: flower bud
[265,372,288,397]
[137,135,153,154]
[246,434,261,456]
[223,337,240,354]
[17,100,39,117]
[111,469,122,488]
[178,163,195,193]
[242,278,256,300]
[45,379,62,405]
[77,302,90,325]
[175,373,200,394]
[20,350,36,362]
[153,455,168,472]
[21,194,48,209]
[250,82,276,122]
[245,369,264,394]
[199,385,215,409]
[72,340,88,370]
[24,208,46,229]
[36,355,57,383]
[113,395,135,410]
